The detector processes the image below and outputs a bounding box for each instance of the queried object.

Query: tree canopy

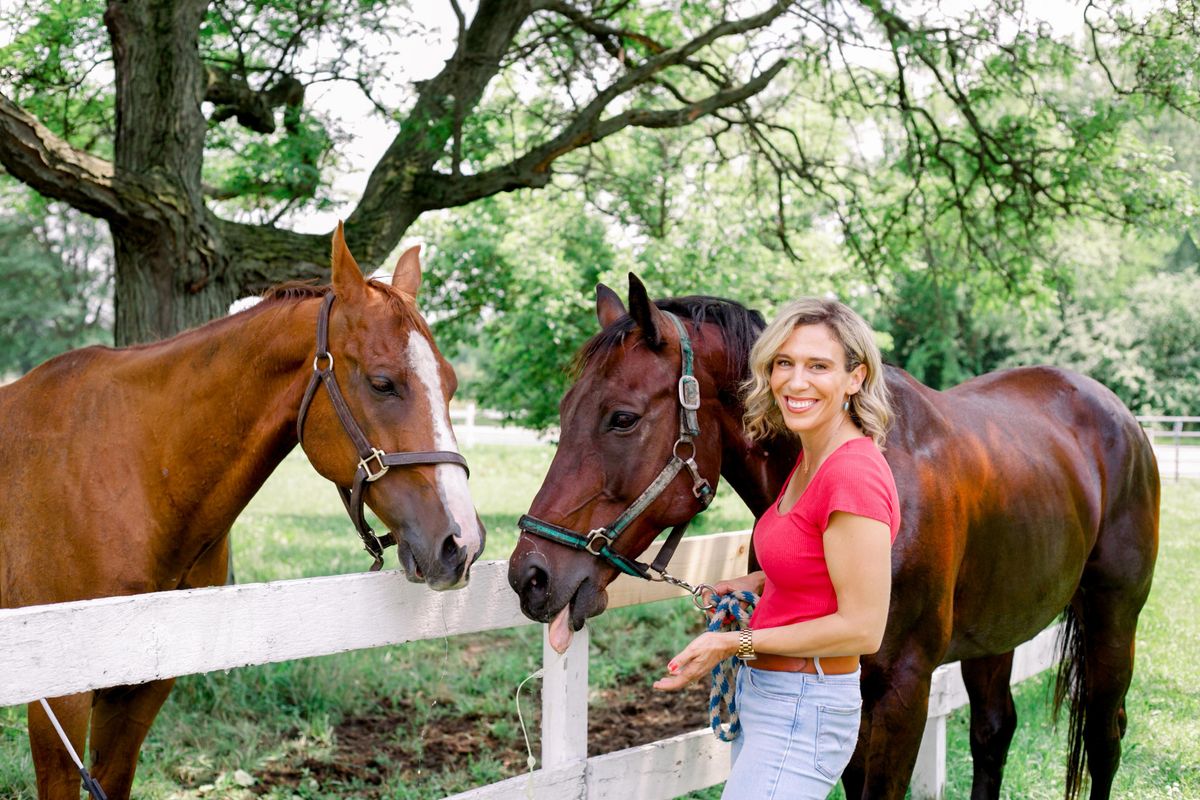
[1,0,1198,416]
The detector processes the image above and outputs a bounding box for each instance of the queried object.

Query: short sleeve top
[749,436,901,630]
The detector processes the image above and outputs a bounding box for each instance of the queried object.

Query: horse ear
[596,283,626,328]
[392,245,422,298]
[627,272,665,349]
[330,221,366,299]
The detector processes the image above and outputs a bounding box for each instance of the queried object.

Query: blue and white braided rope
[706,590,758,742]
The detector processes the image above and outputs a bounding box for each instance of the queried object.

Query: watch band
[737,628,757,661]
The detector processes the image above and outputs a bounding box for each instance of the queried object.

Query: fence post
[1173,419,1182,482]
[911,714,948,799]
[541,625,589,770]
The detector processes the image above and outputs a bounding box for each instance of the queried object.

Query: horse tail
[1053,602,1087,800]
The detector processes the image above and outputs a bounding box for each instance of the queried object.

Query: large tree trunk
[105,0,226,344]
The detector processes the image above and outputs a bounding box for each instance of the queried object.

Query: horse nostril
[528,565,548,594]
[440,532,464,569]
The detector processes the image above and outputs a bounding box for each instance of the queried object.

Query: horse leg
[841,655,937,799]
[28,692,91,800]
[960,652,1017,800]
[85,679,177,799]
[86,537,229,798]
[1064,591,1143,800]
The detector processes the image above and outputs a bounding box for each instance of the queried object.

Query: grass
[1,447,1196,799]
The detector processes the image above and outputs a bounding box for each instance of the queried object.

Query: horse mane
[575,295,766,384]
[258,279,421,323]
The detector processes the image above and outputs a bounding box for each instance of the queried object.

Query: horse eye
[609,411,640,431]
[369,376,398,396]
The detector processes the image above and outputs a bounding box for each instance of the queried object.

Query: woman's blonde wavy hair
[742,298,892,447]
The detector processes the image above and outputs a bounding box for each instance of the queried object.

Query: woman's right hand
[709,571,766,603]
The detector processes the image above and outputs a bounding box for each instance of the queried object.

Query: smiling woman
[654,298,901,800]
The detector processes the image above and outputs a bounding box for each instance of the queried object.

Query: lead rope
[705,591,758,742]
[36,699,108,800]
[515,668,544,800]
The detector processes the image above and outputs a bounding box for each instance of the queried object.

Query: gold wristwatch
[737,628,757,661]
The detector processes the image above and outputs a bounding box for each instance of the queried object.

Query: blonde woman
[654,298,900,799]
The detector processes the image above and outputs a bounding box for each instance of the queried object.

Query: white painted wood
[0,560,528,706]
[440,728,724,800]
[926,661,968,719]
[588,728,729,800]
[440,761,586,800]
[541,625,589,769]
[0,533,752,706]
[0,527,1065,800]
[605,531,752,609]
[912,714,947,800]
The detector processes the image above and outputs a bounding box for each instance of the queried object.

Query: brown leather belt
[750,653,860,674]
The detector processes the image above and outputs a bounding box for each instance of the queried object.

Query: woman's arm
[654,512,890,691]
[751,511,892,657]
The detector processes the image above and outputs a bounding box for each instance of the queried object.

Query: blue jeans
[722,664,862,800]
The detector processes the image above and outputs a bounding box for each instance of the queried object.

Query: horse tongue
[548,604,573,654]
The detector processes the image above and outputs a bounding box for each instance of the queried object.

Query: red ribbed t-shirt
[749,436,901,630]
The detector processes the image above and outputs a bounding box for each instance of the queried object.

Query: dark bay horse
[508,275,1159,800]
[0,224,484,799]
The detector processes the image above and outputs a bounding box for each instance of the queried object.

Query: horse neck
[136,298,320,532]
[693,325,798,517]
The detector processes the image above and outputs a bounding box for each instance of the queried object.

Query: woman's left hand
[653,631,738,691]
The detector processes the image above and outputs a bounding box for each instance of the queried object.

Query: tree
[0,189,112,374]
[2,0,1196,352]
[0,0,794,344]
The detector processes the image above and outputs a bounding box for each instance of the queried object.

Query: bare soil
[252,681,713,796]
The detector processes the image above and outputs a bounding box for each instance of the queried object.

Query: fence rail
[0,532,1059,800]
[1136,415,1200,481]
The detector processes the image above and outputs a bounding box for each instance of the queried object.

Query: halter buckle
[359,448,390,482]
[678,375,701,410]
[585,528,612,555]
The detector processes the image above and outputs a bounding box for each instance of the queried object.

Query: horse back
[880,365,1158,660]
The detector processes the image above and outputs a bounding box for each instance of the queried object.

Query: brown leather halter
[296,292,470,572]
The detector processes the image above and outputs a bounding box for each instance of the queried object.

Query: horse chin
[393,539,427,585]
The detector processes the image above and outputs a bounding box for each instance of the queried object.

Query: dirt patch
[253,681,715,796]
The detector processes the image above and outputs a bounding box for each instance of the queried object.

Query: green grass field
[1,444,1196,799]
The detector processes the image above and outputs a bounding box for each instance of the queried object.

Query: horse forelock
[573,295,764,383]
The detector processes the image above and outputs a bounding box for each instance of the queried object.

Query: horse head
[299,223,484,589]
[508,274,749,651]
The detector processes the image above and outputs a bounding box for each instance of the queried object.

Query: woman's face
[768,323,866,438]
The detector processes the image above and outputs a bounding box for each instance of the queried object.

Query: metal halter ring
[585,529,612,555]
[359,448,390,482]
[313,352,334,372]
[672,437,696,461]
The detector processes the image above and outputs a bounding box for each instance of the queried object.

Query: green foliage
[0,0,112,150]
[415,127,852,430]
[0,196,111,375]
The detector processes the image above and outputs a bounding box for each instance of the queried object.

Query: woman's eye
[370,377,398,396]
[609,411,640,430]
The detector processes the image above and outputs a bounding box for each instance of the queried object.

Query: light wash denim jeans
[722,663,862,800]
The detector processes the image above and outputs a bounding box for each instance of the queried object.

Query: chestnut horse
[508,275,1158,800]
[0,224,485,800]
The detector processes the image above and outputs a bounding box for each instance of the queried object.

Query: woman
[653,297,900,799]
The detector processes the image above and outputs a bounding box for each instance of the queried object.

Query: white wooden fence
[1137,415,1200,481]
[0,531,1060,800]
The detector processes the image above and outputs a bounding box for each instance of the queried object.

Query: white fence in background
[1137,416,1200,481]
[1,532,1060,800]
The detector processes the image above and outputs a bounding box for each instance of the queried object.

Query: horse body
[1,227,484,799]
[509,280,1157,800]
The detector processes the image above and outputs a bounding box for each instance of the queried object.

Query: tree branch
[0,91,172,225]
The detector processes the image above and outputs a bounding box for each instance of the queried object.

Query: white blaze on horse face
[406,331,483,563]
